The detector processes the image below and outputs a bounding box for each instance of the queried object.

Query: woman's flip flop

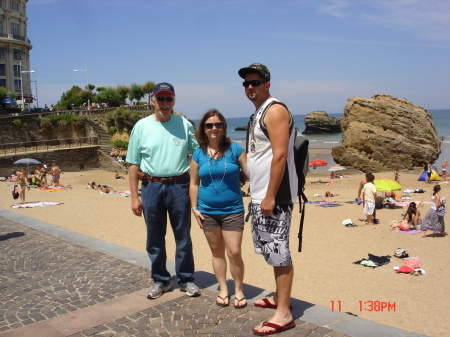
[234,297,247,309]
[216,295,229,307]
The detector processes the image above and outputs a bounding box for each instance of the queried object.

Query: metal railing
[0,137,99,156]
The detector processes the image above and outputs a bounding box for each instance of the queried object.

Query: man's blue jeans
[141,174,195,286]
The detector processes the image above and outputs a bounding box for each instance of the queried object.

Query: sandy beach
[1,163,449,336]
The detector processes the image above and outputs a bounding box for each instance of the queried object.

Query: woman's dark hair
[195,108,230,155]
[433,184,441,194]
[405,202,417,223]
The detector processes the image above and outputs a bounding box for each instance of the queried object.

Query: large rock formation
[332,95,440,172]
[302,111,341,134]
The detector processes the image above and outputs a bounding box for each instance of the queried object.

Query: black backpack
[246,99,309,252]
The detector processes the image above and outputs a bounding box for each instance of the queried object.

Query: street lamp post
[31,79,38,108]
[20,61,35,111]
[74,64,89,109]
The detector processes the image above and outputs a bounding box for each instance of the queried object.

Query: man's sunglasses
[205,122,224,129]
[155,96,174,102]
[242,80,266,88]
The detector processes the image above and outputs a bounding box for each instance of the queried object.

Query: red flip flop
[254,298,277,309]
[254,298,293,310]
[252,321,296,335]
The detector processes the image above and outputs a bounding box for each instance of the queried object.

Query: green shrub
[108,126,117,135]
[58,119,69,130]
[12,119,22,127]
[73,116,86,129]
[106,112,115,128]
[40,118,53,133]
[110,139,128,150]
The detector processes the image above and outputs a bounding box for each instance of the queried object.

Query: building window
[10,22,19,39]
[0,64,5,76]
[14,64,20,77]
[0,21,3,36]
[0,47,4,59]
[14,79,21,90]
[10,1,19,12]
[0,79,6,88]
[13,49,21,60]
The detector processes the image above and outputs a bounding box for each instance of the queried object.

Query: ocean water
[193,109,450,168]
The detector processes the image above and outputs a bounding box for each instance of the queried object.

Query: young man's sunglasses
[205,122,224,129]
[242,80,266,88]
[156,96,174,102]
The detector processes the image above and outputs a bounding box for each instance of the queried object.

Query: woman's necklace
[208,147,227,193]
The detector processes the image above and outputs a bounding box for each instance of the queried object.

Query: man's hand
[131,198,143,217]
[260,196,275,216]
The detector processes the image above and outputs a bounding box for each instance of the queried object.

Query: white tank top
[247,97,298,205]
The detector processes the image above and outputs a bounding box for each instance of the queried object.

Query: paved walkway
[0,208,427,337]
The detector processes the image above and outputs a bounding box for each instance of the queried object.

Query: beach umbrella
[14,158,41,173]
[308,160,328,168]
[374,178,402,192]
[327,165,346,171]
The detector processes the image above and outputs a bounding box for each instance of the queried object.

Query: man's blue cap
[153,82,175,95]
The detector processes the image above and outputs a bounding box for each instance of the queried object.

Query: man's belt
[137,171,188,184]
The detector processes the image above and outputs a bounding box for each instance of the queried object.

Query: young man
[239,63,297,335]
[126,82,200,299]
[362,173,377,226]
[50,163,61,187]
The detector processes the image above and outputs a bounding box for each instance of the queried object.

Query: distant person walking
[50,163,61,187]
[442,160,448,181]
[421,184,446,237]
[17,167,28,204]
[362,173,377,226]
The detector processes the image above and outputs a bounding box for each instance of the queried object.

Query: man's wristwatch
[191,207,198,212]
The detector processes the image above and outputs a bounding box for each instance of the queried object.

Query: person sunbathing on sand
[390,202,421,231]
[324,191,339,197]
[87,181,97,189]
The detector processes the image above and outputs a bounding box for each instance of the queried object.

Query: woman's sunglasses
[205,122,224,129]
[156,96,174,102]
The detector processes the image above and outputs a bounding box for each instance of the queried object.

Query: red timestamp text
[330,301,397,312]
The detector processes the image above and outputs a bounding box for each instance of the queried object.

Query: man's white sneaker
[180,282,200,297]
[147,283,171,299]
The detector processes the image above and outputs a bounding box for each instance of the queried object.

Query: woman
[390,202,421,231]
[442,160,448,182]
[189,109,248,309]
[17,167,28,204]
[421,184,445,237]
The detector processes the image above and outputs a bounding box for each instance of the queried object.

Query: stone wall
[0,147,100,177]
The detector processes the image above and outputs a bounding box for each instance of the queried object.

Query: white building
[0,0,33,107]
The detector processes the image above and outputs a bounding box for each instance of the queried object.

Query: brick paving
[0,214,427,337]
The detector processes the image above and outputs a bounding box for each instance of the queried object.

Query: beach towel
[111,191,131,197]
[390,229,423,234]
[353,254,391,269]
[403,257,420,268]
[11,202,64,209]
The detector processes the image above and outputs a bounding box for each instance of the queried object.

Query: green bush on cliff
[108,126,117,135]
[110,139,128,150]
[12,119,22,127]
[58,119,69,130]
[40,118,53,133]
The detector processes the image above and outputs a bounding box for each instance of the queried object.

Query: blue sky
[27,0,450,119]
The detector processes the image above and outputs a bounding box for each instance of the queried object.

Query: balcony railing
[0,137,99,156]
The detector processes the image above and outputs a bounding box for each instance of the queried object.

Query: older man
[126,82,200,299]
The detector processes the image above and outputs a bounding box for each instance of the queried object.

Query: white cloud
[315,0,450,42]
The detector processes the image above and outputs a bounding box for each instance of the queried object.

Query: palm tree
[142,81,156,104]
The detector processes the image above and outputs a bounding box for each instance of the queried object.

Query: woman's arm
[237,150,248,183]
[189,159,204,228]
[435,194,442,208]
